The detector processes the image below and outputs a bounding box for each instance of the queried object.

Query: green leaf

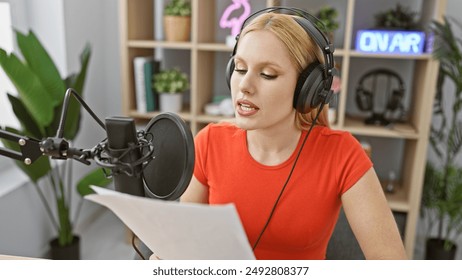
[71,43,91,95]
[422,162,444,209]
[76,168,112,196]
[7,93,44,139]
[61,44,91,140]
[16,30,65,104]
[448,122,462,157]
[0,49,55,127]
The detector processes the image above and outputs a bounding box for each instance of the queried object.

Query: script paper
[86,187,255,260]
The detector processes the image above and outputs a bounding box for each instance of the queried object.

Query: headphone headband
[232,7,335,78]
[358,68,404,88]
[355,68,406,122]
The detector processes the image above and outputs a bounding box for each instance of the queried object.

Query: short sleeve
[193,124,211,186]
[335,133,373,195]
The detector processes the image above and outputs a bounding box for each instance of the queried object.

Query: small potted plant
[163,0,192,42]
[374,3,418,30]
[152,68,189,112]
[315,5,339,43]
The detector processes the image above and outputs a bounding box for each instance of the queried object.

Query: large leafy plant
[422,16,462,251]
[0,30,110,248]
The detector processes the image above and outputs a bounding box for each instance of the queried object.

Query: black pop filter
[142,112,195,200]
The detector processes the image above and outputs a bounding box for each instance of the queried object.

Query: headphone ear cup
[355,88,373,111]
[294,62,327,113]
[387,89,404,111]
[225,56,235,90]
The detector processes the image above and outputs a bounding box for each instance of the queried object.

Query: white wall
[62,0,122,148]
[24,0,68,75]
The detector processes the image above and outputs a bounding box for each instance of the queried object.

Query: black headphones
[355,68,405,113]
[225,7,336,114]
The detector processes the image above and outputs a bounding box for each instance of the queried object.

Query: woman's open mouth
[237,100,259,116]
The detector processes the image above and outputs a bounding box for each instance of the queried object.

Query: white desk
[0,254,40,260]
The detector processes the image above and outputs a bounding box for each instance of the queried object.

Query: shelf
[349,50,433,60]
[128,40,193,49]
[197,43,233,52]
[332,49,346,57]
[344,117,419,139]
[128,110,192,122]
[386,191,410,212]
[196,114,233,123]
[381,181,410,212]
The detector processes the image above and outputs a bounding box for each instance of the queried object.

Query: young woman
[181,8,407,260]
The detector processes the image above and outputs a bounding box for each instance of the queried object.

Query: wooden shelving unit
[119,0,447,258]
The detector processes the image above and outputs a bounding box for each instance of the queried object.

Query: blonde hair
[239,12,330,129]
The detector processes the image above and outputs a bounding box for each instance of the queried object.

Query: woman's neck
[246,121,302,166]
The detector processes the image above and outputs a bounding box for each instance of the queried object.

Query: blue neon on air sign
[356,30,426,55]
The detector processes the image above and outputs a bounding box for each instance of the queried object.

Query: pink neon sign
[219,0,251,38]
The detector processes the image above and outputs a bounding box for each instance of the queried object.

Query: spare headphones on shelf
[355,68,406,126]
[225,6,336,114]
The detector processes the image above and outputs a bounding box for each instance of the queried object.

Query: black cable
[56,88,106,138]
[252,103,326,251]
[131,234,146,260]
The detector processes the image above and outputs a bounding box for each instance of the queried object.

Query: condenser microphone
[105,116,145,197]
[104,113,195,201]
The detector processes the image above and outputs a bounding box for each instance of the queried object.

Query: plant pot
[164,16,191,42]
[159,93,183,113]
[425,238,457,260]
[49,235,80,260]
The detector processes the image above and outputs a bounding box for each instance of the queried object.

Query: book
[134,57,161,112]
[133,56,150,113]
[143,59,160,111]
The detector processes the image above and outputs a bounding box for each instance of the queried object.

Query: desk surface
[0,254,40,260]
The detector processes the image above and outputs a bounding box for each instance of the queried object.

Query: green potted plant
[315,5,339,43]
[421,16,462,260]
[374,3,418,30]
[152,67,189,113]
[0,30,111,259]
[163,0,192,42]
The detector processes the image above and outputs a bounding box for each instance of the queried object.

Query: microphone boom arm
[0,129,42,164]
[0,88,106,165]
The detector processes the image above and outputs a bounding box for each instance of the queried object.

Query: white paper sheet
[85,187,255,260]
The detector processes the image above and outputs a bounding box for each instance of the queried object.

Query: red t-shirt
[193,122,372,259]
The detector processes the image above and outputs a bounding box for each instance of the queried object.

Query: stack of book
[133,56,160,113]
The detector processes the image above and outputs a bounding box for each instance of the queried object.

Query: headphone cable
[252,103,326,251]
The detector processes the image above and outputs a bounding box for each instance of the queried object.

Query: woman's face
[230,30,299,131]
